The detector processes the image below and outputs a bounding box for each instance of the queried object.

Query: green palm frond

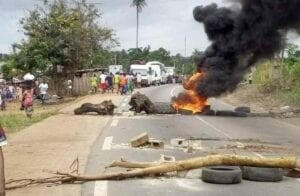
[131,0,147,12]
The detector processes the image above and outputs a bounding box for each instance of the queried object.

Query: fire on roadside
[172,72,209,114]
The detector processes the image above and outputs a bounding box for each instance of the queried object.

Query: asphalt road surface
[82,84,300,196]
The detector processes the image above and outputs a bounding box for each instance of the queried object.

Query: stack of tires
[202,166,283,184]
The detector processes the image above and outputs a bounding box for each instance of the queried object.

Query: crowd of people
[0,83,22,111]
[0,77,49,112]
[90,72,142,95]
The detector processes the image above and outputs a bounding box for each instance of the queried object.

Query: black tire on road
[242,166,283,182]
[215,110,248,117]
[235,106,251,113]
[202,166,242,184]
[153,102,176,114]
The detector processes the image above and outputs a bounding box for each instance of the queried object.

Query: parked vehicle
[165,66,175,84]
[146,61,166,85]
[165,66,175,77]
[130,64,153,87]
[108,65,123,74]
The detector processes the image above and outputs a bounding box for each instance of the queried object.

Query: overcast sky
[0,0,300,55]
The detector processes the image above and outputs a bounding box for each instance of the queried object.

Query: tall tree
[7,0,118,92]
[131,0,147,48]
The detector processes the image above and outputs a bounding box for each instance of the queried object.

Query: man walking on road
[39,79,48,105]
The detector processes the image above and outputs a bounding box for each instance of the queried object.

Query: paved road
[83,84,300,196]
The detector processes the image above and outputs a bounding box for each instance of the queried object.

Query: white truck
[108,65,123,75]
[146,61,166,85]
[130,64,153,87]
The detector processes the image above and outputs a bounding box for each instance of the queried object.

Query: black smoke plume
[193,0,300,97]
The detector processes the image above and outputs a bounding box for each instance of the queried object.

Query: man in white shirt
[99,72,107,93]
[39,80,48,104]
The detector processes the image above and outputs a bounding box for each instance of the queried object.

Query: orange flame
[172,72,209,114]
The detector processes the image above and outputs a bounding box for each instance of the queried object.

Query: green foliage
[131,0,147,12]
[111,47,197,74]
[253,43,300,105]
[6,0,118,78]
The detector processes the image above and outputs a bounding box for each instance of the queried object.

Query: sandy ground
[221,84,300,127]
[3,93,123,196]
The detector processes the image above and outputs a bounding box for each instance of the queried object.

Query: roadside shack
[72,67,107,96]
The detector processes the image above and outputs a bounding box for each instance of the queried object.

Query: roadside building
[72,67,107,96]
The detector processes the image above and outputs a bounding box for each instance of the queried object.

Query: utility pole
[136,6,139,49]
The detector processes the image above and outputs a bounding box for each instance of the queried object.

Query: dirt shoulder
[221,84,300,127]
[4,93,123,196]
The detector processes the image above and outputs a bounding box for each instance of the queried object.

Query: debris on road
[241,166,283,182]
[129,92,157,114]
[107,154,175,169]
[129,92,248,117]
[202,166,242,184]
[129,92,300,119]
[130,132,149,147]
[130,133,164,149]
[184,146,194,153]
[5,154,300,190]
[170,138,188,147]
[74,100,116,115]
[148,139,164,149]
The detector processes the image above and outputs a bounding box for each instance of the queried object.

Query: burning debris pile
[129,92,248,117]
[74,100,116,115]
[129,92,177,114]
[172,0,300,113]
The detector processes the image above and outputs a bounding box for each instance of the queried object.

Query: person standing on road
[90,74,98,94]
[127,74,134,94]
[105,73,114,93]
[119,73,127,95]
[137,72,142,88]
[114,72,120,94]
[38,79,48,105]
[99,72,107,94]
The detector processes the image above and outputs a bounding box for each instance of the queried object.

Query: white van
[146,61,166,85]
[130,64,153,86]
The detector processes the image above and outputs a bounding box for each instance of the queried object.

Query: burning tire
[241,166,283,182]
[201,166,242,184]
[235,106,251,113]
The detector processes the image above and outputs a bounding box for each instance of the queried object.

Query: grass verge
[0,111,56,133]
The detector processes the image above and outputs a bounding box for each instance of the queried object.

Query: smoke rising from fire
[193,0,300,97]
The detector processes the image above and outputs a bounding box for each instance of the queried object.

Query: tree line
[1,0,199,84]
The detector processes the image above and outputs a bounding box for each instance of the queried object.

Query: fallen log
[129,92,157,114]
[6,154,299,190]
[74,100,116,115]
[106,155,175,169]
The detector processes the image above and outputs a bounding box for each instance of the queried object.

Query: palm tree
[131,0,147,49]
